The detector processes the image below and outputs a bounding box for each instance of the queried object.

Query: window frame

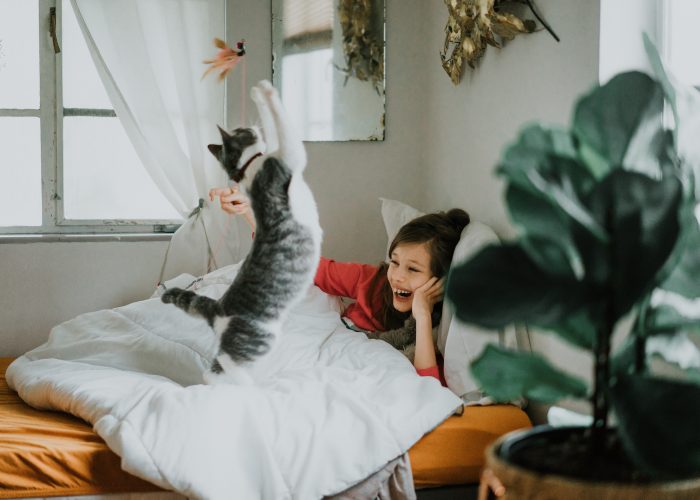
[0,0,187,235]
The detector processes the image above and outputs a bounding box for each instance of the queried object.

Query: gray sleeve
[374,317,416,350]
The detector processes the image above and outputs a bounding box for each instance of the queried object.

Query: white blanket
[7,263,462,500]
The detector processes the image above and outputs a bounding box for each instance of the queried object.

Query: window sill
[0,233,173,244]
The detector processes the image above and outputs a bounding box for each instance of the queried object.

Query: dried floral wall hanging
[337,0,384,94]
[440,0,559,85]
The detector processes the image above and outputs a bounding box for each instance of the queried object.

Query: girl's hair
[369,208,471,330]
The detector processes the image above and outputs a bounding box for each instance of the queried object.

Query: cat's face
[208,126,265,183]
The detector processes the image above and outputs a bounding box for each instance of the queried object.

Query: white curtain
[72,0,248,282]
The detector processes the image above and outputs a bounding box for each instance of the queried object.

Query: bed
[0,357,529,499]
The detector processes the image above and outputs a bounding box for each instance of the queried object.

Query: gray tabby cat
[161,80,321,385]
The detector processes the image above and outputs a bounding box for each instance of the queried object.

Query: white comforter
[7,263,462,500]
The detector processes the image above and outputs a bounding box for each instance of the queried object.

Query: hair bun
[445,208,470,234]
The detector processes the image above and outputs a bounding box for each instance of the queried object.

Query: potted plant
[446,36,700,497]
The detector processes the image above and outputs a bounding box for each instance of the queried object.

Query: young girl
[210,186,470,384]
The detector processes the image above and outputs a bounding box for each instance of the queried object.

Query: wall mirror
[271,0,385,141]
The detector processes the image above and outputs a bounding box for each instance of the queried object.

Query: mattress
[0,357,530,497]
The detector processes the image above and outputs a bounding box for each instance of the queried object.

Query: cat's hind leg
[203,354,254,386]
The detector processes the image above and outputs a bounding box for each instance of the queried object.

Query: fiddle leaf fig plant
[446,36,700,478]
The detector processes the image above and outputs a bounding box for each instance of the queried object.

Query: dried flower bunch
[338,0,384,94]
[441,0,554,85]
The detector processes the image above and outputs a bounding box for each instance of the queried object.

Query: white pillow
[378,198,500,405]
[379,198,425,257]
[438,221,501,405]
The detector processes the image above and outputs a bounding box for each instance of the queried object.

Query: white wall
[599,0,659,84]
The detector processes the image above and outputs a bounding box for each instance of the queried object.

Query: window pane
[281,48,333,140]
[668,0,700,86]
[63,117,181,220]
[0,118,41,226]
[0,0,39,108]
[61,0,112,109]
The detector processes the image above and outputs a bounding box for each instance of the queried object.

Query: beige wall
[0,240,170,356]
[421,1,601,232]
[1,0,601,403]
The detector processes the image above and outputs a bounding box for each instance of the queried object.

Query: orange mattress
[0,357,530,497]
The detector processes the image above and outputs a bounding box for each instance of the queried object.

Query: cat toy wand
[203,37,248,130]
[201,37,250,270]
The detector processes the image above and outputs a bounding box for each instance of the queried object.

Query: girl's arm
[411,277,444,373]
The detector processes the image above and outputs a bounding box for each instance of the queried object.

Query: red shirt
[314,258,384,332]
[314,257,443,384]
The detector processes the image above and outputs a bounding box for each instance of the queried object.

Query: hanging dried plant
[337,0,384,94]
[440,0,558,85]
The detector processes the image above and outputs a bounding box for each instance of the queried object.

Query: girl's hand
[209,185,256,232]
[412,277,444,321]
[209,185,251,216]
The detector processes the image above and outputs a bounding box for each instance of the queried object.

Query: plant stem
[634,298,650,373]
[592,207,615,450]
[524,0,560,42]
[592,316,611,449]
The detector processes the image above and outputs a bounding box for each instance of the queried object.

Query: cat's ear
[208,143,223,160]
[217,125,231,140]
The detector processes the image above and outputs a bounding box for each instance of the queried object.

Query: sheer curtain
[72,0,247,281]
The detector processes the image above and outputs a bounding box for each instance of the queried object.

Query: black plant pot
[484,426,700,499]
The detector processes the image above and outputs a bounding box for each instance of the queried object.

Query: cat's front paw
[256,80,280,104]
[257,79,274,95]
[250,85,265,105]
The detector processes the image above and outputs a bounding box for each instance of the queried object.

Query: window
[0,0,182,234]
[600,0,700,87]
[663,0,700,87]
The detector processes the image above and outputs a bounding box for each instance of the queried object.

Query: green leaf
[620,106,670,179]
[498,126,607,242]
[573,71,663,177]
[611,373,700,477]
[472,344,588,403]
[646,297,700,334]
[585,170,683,320]
[643,206,700,334]
[499,124,579,188]
[446,244,599,348]
[549,308,599,350]
[657,213,700,298]
[506,185,583,278]
[611,335,637,377]
[519,235,578,279]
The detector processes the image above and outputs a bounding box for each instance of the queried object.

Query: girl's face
[386,242,434,313]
